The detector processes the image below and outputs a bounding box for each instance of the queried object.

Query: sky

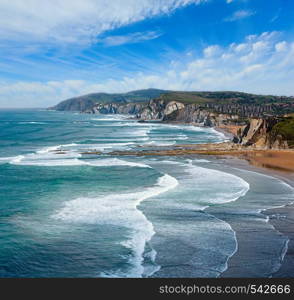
[0,0,293,108]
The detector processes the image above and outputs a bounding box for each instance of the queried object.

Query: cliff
[86,102,145,115]
[136,99,240,126]
[235,118,292,149]
[86,98,294,149]
[50,89,294,149]
[88,98,241,126]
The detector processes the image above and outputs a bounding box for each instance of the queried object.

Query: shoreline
[137,122,294,277]
[208,156,294,277]
[104,146,294,173]
[81,116,294,172]
[64,117,294,277]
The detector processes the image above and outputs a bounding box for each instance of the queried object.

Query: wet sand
[239,151,294,174]
[217,157,294,277]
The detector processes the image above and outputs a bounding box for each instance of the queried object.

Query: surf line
[50,164,178,277]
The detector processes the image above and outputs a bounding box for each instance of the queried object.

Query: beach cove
[0,109,293,278]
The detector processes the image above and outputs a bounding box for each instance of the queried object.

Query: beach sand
[237,151,294,175]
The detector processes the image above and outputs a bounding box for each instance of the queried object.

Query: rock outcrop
[83,97,293,150]
[135,100,240,127]
[85,102,145,115]
[236,118,290,149]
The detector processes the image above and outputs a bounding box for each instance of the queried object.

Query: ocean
[0,109,293,278]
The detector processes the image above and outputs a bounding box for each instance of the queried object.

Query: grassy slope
[157,91,294,105]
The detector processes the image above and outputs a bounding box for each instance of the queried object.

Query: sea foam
[52,173,179,277]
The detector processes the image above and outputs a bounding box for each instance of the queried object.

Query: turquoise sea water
[0,109,293,277]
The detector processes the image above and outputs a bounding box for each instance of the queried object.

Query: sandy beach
[238,151,294,175]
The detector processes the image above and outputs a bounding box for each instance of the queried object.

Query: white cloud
[98,31,162,46]
[0,0,205,45]
[203,45,222,57]
[224,9,256,22]
[275,41,287,52]
[1,31,293,107]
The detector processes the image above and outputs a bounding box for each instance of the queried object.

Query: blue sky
[0,0,293,107]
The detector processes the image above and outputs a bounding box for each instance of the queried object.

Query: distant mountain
[48,88,170,111]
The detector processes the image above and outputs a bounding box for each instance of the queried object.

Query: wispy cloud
[98,31,162,47]
[224,9,256,22]
[0,0,205,46]
[270,8,282,23]
[1,31,293,107]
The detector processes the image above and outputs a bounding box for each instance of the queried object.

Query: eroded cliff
[235,118,291,149]
[84,97,294,149]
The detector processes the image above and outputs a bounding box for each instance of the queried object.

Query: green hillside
[49,89,169,111]
[157,91,294,105]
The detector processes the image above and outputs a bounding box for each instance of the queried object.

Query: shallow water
[0,110,293,277]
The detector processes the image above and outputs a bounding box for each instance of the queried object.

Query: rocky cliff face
[137,99,186,120]
[85,102,145,115]
[236,118,290,149]
[85,98,292,149]
[136,99,240,127]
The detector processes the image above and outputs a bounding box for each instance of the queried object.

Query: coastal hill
[48,88,169,111]
[50,89,294,117]
[50,89,294,149]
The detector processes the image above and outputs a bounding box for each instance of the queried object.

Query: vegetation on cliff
[157,91,293,105]
[271,117,294,147]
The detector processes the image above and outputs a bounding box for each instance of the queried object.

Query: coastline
[107,146,294,173]
[201,122,293,277]
[213,124,294,175]
[211,124,294,276]
[209,156,294,277]
[2,109,293,277]
[205,121,294,276]
[133,122,294,277]
[50,117,294,277]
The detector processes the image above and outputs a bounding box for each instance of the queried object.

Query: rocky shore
[87,141,294,173]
